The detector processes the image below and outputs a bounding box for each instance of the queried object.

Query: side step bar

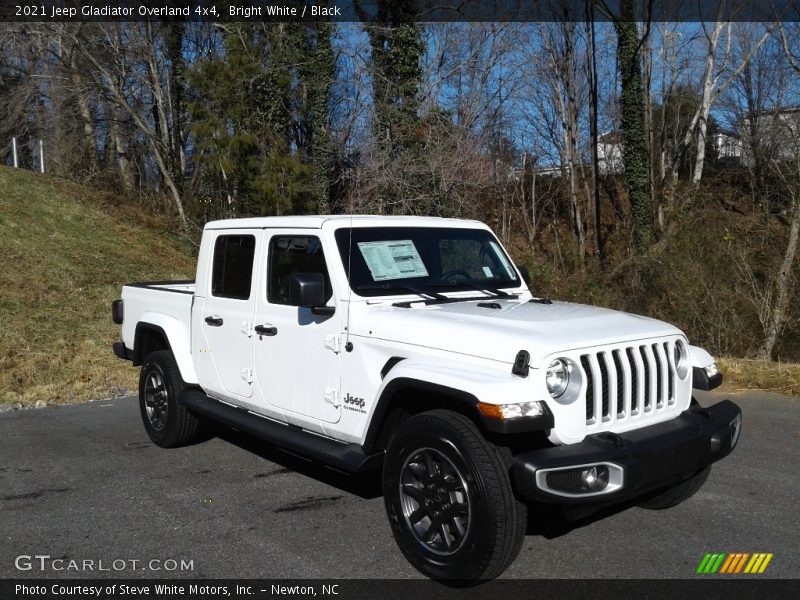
[179,390,383,473]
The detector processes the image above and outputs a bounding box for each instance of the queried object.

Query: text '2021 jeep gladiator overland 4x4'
[112,215,742,583]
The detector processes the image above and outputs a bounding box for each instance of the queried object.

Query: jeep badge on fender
[112,215,742,584]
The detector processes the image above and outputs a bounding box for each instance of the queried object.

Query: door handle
[254,324,278,337]
[204,316,224,327]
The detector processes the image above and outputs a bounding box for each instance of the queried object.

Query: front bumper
[512,400,742,503]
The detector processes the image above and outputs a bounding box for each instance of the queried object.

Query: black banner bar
[2,579,800,600]
[2,1,800,23]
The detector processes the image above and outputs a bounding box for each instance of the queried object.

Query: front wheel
[138,350,204,448]
[382,410,526,584]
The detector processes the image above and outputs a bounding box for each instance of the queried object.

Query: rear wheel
[382,410,526,584]
[138,350,203,448]
[638,465,711,510]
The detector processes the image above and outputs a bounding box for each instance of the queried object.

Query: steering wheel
[441,269,473,281]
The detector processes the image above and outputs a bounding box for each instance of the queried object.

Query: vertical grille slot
[664,341,675,404]
[626,347,639,413]
[612,350,625,417]
[581,355,594,422]
[655,343,670,408]
[652,343,663,408]
[598,352,610,418]
[639,346,651,410]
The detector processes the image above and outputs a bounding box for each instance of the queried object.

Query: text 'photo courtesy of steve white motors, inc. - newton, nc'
[13,583,340,598]
[12,2,343,19]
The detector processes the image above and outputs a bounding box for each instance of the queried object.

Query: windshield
[334,227,521,297]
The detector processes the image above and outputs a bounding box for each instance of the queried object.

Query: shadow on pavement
[206,421,640,540]
[210,424,383,500]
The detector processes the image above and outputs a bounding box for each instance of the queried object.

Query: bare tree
[671,9,772,187]
[750,21,800,359]
[518,20,590,259]
[69,23,188,228]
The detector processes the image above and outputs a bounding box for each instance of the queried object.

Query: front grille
[583,341,676,426]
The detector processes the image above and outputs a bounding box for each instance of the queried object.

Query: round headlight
[674,341,689,379]
[546,359,569,398]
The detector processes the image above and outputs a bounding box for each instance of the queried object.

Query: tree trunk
[586,11,602,260]
[614,2,652,253]
[108,108,134,192]
[68,51,97,170]
[691,17,726,185]
[559,19,585,260]
[758,196,800,359]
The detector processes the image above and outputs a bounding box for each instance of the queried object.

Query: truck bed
[119,280,196,358]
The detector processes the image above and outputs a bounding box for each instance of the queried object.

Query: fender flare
[362,360,553,452]
[134,314,198,384]
[689,345,722,391]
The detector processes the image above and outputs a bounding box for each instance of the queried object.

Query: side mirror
[289,273,334,316]
[517,265,531,286]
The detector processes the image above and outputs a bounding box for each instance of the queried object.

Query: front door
[199,230,260,399]
[253,232,342,424]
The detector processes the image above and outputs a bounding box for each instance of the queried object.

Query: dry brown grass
[2,167,796,408]
[0,166,195,407]
[718,357,800,397]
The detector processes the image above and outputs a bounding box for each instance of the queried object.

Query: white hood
[355,298,684,368]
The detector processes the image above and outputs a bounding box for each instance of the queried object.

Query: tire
[382,410,526,584]
[138,350,203,448]
[638,465,711,510]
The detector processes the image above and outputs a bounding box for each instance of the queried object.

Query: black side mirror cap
[289,272,333,315]
[517,265,531,286]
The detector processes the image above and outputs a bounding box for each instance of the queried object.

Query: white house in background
[525,132,625,179]
[712,129,744,162]
[740,107,800,165]
[597,131,624,175]
[517,114,800,178]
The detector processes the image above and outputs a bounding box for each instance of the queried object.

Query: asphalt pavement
[0,391,797,579]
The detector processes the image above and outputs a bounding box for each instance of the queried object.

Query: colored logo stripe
[698,552,773,574]
[719,553,736,573]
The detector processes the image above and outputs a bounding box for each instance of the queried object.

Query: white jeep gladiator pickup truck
[112,215,742,582]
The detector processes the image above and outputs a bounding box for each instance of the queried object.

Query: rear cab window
[211,235,256,300]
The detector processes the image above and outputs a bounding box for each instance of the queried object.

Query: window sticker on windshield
[357,240,429,281]
[482,266,494,278]
[489,241,516,278]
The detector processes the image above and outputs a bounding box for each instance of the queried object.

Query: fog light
[540,463,623,497]
[580,465,609,492]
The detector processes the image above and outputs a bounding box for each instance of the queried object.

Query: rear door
[198,231,261,399]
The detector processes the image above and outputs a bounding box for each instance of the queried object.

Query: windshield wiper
[355,283,448,301]
[439,280,518,298]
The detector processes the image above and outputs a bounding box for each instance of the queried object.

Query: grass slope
[0,167,796,408]
[0,166,195,407]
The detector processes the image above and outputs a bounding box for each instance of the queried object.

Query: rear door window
[211,235,256,300]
